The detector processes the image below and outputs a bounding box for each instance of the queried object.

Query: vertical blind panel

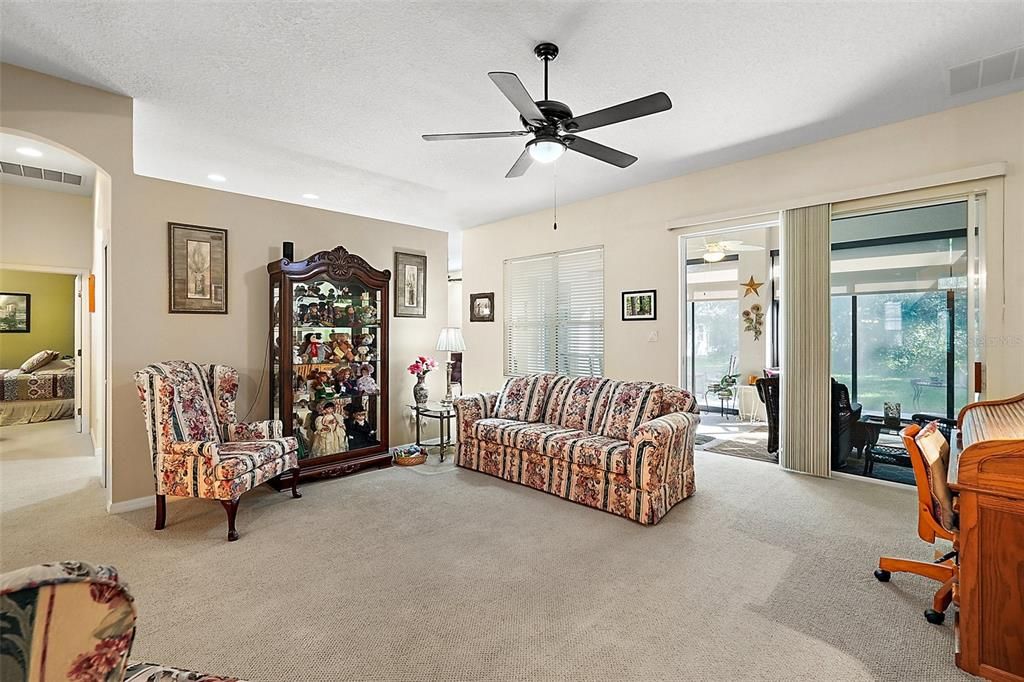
[780,204,833,477]
[505,247,604,376]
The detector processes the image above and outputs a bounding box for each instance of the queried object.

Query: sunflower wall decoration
[742,303,765,341]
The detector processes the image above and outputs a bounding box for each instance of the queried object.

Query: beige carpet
[0,421,973,681]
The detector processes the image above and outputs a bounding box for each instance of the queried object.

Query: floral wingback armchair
[135,361,301,541]
[0,561,246,681]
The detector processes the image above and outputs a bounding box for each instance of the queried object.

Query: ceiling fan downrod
[534,42,559,101]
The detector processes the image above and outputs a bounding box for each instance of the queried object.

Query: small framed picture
[0,292,31,333]
[470,292,494,322]
[394,251,427,318]
[622,289,656,321]
[168,222,228,314]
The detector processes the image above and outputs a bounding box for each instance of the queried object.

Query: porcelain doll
[312,371,336,402]
[356,364,378,395]
[332,366,359,396]
[332,305,346,327]
[306,302,323,326]
[344,402,377,450]
[345,305,358,327]
[310,402,347,456]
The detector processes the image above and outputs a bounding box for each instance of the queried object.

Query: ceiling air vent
[0,161,85,186]
[949,46,1023,95]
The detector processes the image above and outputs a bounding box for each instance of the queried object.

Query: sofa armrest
[454,391,500,441]
[630,412,700,491]
[225,419,284,442]
[165,440,220,467]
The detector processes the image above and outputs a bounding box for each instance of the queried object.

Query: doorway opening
[681,221,778,464]
[0,129,112,511]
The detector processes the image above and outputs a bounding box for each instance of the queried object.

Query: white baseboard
[107,495,153,514]
[831,470,915,491]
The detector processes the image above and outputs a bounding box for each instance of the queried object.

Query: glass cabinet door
[288,277,383,460]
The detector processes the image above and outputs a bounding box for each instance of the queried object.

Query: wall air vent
[949,46,1023,96]
[0,160,85,185]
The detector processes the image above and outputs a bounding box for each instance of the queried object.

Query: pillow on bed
[20,350,60,373]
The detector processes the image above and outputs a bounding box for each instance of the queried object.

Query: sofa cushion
[473,418,585,451]
[599,381,660,440]
[495,374,554,422]
[657,384,698,416]
[545,376,619,431]
[214,437,298,480]
[558,434,631,475]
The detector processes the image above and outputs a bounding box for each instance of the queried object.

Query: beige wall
[461,92,1024,398]
[1,64,449,505]
[0,184,93,270]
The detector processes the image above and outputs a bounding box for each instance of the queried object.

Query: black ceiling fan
[422,42,672,178]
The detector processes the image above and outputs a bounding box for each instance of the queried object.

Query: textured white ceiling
[2,1,1022,234]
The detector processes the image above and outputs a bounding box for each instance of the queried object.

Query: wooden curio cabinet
[268,245,391,484]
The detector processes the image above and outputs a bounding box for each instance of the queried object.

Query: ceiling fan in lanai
[422,42,673,178]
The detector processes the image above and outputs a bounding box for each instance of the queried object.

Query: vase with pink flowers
[407,356,438,405]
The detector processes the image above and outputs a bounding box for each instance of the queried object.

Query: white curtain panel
[779,204,832,477]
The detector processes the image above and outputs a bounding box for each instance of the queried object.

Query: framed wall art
[168,222,228,314]
[394,251,426,318]
[621,289,656,321]
[0,292,31,333]
[469,292,494,322]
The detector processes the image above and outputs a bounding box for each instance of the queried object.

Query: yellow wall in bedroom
[0,269,76,368]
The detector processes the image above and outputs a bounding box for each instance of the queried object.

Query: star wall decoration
[740,276,764,297]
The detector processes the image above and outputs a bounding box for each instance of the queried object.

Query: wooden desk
[949,393,1024,682]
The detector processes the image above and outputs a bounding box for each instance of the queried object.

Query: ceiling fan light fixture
[527,136,566,163]
[703,250,726,263]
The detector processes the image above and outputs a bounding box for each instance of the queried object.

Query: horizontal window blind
[504,247,604,377]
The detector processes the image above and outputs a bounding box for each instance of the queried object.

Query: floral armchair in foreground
[135,361,301,541]
[0,561,246,682]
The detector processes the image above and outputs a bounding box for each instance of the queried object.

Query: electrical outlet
[647,331,659,342]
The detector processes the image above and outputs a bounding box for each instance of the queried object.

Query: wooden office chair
[873,421,957,624]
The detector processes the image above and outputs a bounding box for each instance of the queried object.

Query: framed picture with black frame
[621,289,656,321]
[394,251,427,318]
[0,292,31,333]
[469,292,494,322]
[168,222,228,314]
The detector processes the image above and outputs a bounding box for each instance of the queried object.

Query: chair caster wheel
[924,609,945,625]
[873,569,891,582]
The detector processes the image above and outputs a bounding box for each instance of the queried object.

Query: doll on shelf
[356,363,378,395]
[306,301,323,327]
[296,303,309,325]
[332,305,346,327]
[332,366,359,396]
[310,401,347,456]
[344,402,377,450]
[345,305,358,327]
[298,332,325,363]
[312,371,336,402]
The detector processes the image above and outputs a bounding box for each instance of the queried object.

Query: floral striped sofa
[0,561,245,681]
[455,374,700,525]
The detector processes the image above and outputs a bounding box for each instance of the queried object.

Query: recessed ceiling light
[207,173,227,182]
[302,193,319,200]
[16,147,42,158]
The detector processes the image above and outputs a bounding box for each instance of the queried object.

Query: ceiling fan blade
[488,72,546,126]
[564,135,637,168]
[563,92,672,133]
[726,244,765,252]
[422,131,528,141]
[505,148,533,178]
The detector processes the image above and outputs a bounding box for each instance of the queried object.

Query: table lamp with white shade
[435,327,466,406]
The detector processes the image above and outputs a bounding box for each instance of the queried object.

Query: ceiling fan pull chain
[553,166,558,230]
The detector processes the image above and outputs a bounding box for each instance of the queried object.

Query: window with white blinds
[504,246,604,376]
